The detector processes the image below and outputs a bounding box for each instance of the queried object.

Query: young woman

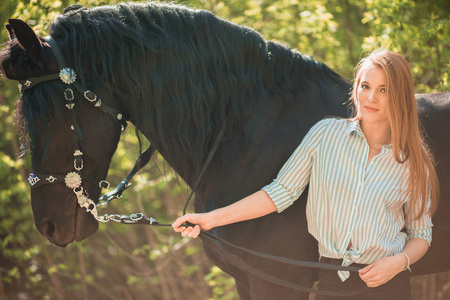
[172,50,439,299]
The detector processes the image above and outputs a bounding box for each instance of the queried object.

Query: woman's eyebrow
[361,81,386,87]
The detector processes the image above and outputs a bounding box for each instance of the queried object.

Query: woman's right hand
[172,213,214,238]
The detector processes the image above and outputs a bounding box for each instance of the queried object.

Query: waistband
[319,257,368,268]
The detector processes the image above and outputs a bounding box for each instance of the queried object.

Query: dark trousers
[315,257,411,300]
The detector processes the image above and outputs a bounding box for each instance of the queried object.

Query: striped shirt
[262,118,432,280]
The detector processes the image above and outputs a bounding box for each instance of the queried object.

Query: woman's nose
[367,90,377,102]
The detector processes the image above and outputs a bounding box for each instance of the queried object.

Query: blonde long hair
[351,50,439,219]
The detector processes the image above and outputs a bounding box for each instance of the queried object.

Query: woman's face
[357,64,389,127]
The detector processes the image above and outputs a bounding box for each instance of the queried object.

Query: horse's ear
[7,19,43,57]
[5,24,15,40]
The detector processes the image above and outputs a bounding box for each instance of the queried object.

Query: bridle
[20,35,368,296]
[23,36,141,223]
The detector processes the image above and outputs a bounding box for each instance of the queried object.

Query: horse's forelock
[0,38,55,158]
[15,83,64,160]
[0,40,28,80]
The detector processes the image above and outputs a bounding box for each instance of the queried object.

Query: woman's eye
[361,84,369,89]
[380,88,386,93]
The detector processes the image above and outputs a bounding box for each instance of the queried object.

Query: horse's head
[1,19,123,246]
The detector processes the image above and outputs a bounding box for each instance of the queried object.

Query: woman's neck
[360,119,391,147]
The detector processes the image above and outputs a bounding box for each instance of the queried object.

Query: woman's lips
[365,106,379,112]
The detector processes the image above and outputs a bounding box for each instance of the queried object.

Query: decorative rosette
[59,68,77,84]
[65,172,82,189]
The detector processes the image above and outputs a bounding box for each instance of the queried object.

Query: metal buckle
[64,88,74,101]
[74,158,83,171]
[130,213,144,221]
[83,90,97,102]
[99,180,110,190]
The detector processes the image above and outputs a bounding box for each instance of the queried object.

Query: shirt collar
[346,119,393,151]
[346,119,363,137]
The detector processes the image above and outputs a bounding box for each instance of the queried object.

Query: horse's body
[1,3,449,299]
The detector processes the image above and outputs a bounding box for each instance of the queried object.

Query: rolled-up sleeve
[404,195,433,246]
[262,119,329,213]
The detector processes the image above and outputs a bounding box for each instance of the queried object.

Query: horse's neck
[128,67,351,193]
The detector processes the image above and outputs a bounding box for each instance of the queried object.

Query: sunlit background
[0,0,448,299]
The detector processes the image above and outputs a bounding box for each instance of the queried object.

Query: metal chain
[73,185,161,225]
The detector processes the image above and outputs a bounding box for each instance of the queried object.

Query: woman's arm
[358,238,429,287]
[173,120,331,238]
[172,190,277,238]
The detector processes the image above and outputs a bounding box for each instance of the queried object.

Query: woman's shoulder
[312,117,350,133]
[303,118,349,144]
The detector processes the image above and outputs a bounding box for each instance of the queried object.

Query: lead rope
[82,118,367,297]
[70,116,367,296]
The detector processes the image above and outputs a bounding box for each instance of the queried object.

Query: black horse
[1,3,449,299]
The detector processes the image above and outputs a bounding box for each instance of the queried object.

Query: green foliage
[204,266,238,299]
[0,0,448,299]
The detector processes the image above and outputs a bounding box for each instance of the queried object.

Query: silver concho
[59,68,77,85]
[65,172,82,189]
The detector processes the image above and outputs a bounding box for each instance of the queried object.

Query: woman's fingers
[177,224,201,238]
[187,225,201,238]
[181,226,193,237]
[172,215,202,238]
[172,215,189,229]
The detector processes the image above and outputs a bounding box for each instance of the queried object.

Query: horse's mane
[6,2,348,174]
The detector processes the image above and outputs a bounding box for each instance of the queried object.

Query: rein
[22,35,367,297]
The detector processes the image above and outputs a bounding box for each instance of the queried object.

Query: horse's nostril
[42,220,56,239]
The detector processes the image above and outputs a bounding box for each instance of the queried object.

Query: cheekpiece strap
[44,37,71,70]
